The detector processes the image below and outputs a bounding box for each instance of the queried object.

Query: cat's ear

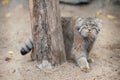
[95,18,102,28]
[75,17,84,31]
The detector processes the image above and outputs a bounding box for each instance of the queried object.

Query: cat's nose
[88,28,91,32]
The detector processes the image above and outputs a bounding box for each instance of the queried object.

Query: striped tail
[20,39,33,55]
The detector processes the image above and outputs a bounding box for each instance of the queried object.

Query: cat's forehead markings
[83,20,94,24]
[83,18,97,25]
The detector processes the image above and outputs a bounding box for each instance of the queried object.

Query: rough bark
[29,0,66,66]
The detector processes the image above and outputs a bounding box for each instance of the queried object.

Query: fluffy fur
[72,17,102,71]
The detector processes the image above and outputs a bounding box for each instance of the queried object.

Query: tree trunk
[29,0,66,67]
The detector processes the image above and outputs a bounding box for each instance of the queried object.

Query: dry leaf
[2,0,9,5]
[5,57,11,62]
[96,10,103,15]
[8,51,14,55]
[107,14,116,19]
[5,13,11,18]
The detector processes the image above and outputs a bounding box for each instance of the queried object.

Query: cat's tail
[20,38,33,55]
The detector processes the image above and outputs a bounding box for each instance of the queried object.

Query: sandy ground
[0,0,120,80]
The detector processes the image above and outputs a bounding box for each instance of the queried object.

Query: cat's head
[75,17,102,38]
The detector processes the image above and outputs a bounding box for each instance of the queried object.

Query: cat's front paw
[77,57,90,72]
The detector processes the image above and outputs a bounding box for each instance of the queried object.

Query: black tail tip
[20,49,28,55]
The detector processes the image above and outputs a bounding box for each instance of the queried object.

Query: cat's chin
[86,33,97,38]
[82,34,92,38]
[83,35,96,39]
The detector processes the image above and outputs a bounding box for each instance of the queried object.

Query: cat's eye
[83,25,87,28]
[92,28,97,31]
[92,25,96,28]
[92,27,100,32]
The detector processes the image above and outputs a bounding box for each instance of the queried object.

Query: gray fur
[74,17,102,71]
